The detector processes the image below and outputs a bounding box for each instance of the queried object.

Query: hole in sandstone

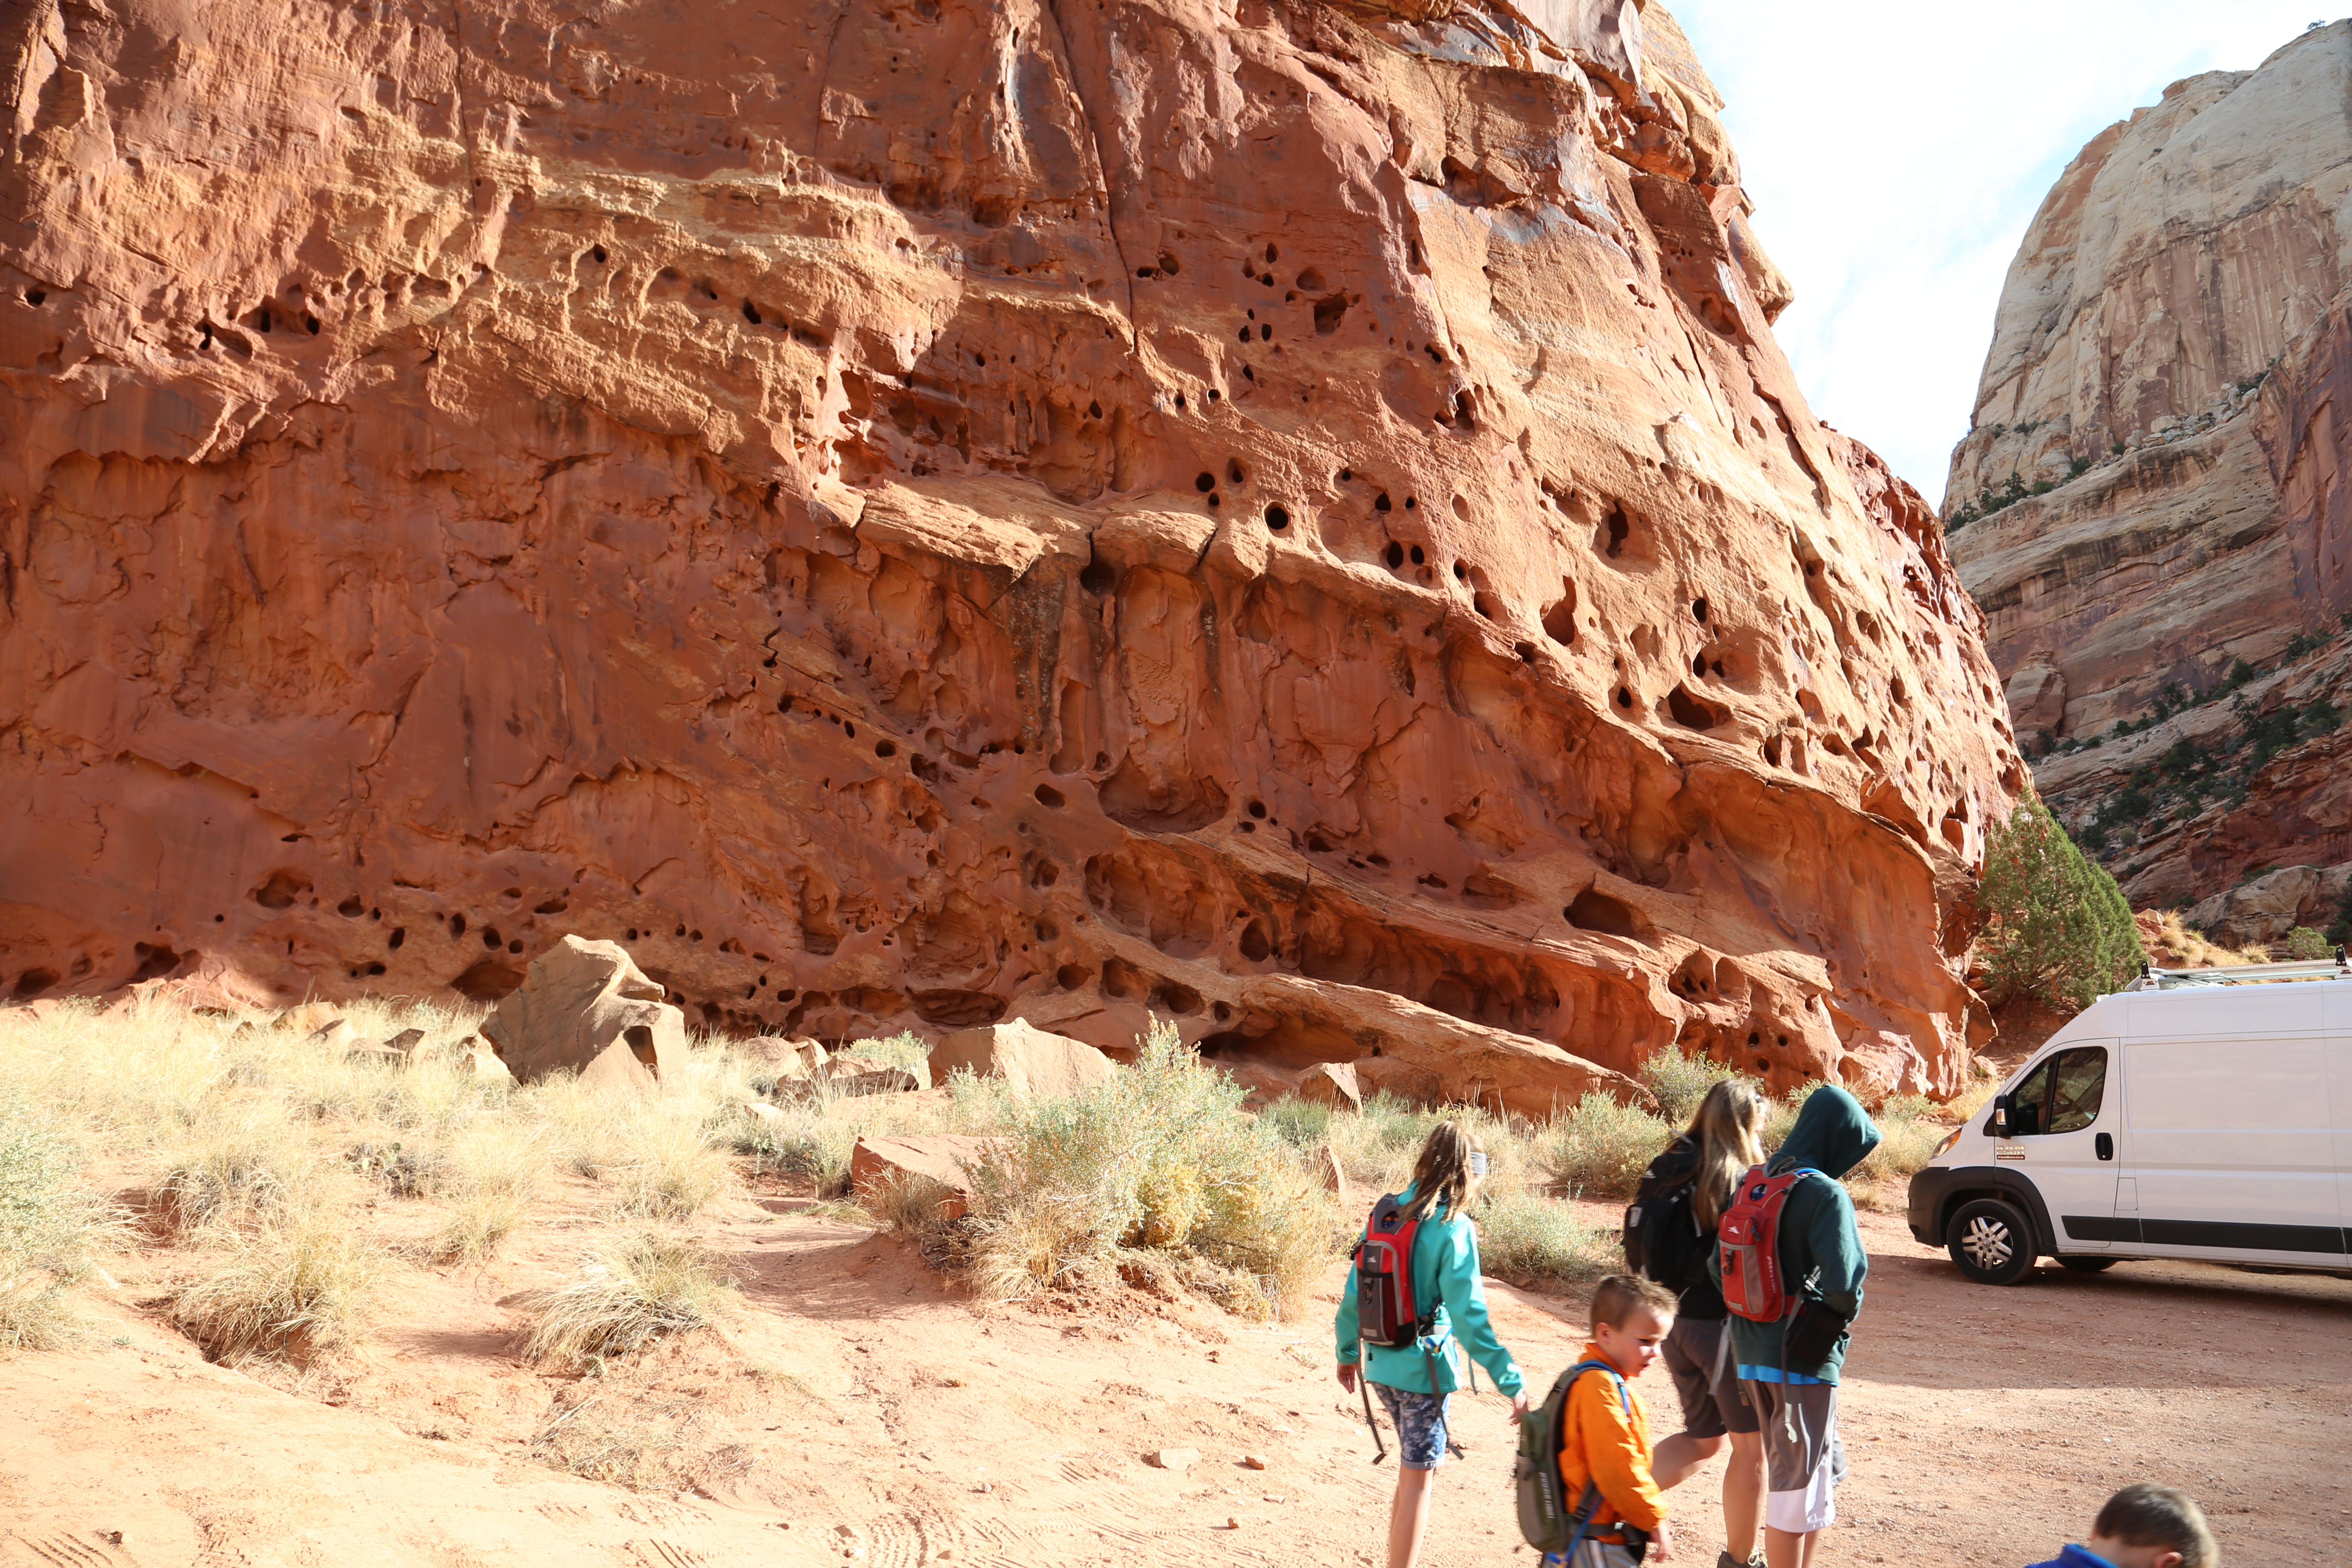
[1056,963,1093,990]
[1088,400,1102,418]
[388,928,406,949]
[1473,591,1501,620]
[304,314,321,334]
[1418,873,1449,890]
[845,723,856,738]
[1227,459,1246,485]
[1207,495,1220,509]
[481,926,504,949]
[1763,734,1785,766]
[337,896,364,917]
[1515,641,1536,663]
[1313,293,1348,334]
[1375,492,1392,511]
[1239,920,1273,961]
[1404,496,1416,509]
[1692,597,1709,622]
[24,289,46,306]
[1264,242,1279,262]
[1196,472,1216,492]
[1614,687,1633,709]
[1385,542,1405,568]
[1566,888,1642,937]
[1668,686,1721,730]
[1248,800,1267,818]
[1239,821,1255,833]
[1452,560,1468,580]
[1694,652,1708,676]
[1604,505,1630,557]
[742,300,762,324]
[1755,1057,1771,1072]
[1207,388,1221,401]
[1034,784,1065,808]
[1265,505,1289,531]
[251,870,311,910]
[1150,980,1203,1015]
[1175,393,1186,410]
[875,740,897,757]
[691,930,703,941]
[1296,267,1326,290]
[1157,251,1181,274]
[450,961,524,1002]
[1236,326,1251,344]
[1257,323,1271,341]
[1409,545,1424,564]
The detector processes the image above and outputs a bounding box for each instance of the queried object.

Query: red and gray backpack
[1717,1163,1820,1321]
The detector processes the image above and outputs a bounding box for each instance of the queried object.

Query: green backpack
[1514,1358,1649,1561]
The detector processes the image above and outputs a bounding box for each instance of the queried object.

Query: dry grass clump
[1638,1049,1741,1125]
[1475,1188,1617,1289]
[430,1118,550,1264]
[515,1231,736,1369]
[156,1113,321,1233]
[840,1029,933,1087]
[169,1212,386,1366]
[956,1021,1337,1314]
[1538,1091,1672,1199]
[0,1095,124,1351]
[2147,910,2264,968]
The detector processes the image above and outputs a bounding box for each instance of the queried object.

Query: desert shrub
[0,1096,121,1351]
[840,1029,932,1088]
[1638,1049,1739,1126]
[2279,925,2333,961]
[2149,910,2262,969]
[962,1020,1338,1311]
[1849,1096,1948,1207]
[1474,1190,1615,1289]
[1537,1092,1670,1198]
[1259,1096,1334,1150]
[517,1231,735,1369]
[1978,799,2147,1011]
[532,1398,684,1491]
[604,1111,733,1222]
[729,1095,857,1194]
[170,1213,385,1366]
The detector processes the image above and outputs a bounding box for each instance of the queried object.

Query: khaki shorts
[1660,1316,1758,1439]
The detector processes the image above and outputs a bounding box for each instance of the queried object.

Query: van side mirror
[1991,1093,2011,1139]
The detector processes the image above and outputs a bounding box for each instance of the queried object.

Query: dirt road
[0,1201,2344,1566]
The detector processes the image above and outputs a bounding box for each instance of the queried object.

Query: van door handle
[2095,1133,2113,1162]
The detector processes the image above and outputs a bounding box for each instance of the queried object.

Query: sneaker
[1715,1554,1764,1568]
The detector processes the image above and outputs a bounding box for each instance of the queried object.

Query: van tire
[2058,1256,2116,1273]
[1947,1198,2036,1285]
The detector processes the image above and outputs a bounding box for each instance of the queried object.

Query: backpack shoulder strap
[1562,1358,1631,1416]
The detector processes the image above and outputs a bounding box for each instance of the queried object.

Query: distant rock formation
[0,0,2017,1097]
[1947,24,2352,910]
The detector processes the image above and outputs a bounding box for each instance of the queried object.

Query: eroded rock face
[1947,24,2352,909]
[0,0,2015,1096]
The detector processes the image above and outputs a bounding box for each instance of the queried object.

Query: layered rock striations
[1947,24,2352,910]
[0,0,2017,1097]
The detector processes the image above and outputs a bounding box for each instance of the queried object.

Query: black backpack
[1514,1359,1651,1560]
[1622,1135,1710,1296]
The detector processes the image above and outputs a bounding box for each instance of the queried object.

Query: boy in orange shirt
[1551,1275,1678,1566]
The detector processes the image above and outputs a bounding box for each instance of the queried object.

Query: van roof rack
[2131,953,2352,989]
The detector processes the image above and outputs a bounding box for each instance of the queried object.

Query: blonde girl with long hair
[1334,1121,1530,1568]
[1643,1079,1773,1568]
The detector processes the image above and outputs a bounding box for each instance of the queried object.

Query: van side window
[2045,1047,2107,1134]
[2008,1058,2053,1137]
[2003,1046,2109,1138]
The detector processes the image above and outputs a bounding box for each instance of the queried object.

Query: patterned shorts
[1371,1382,1452,1469]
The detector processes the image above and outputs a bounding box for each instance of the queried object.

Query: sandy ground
[2,1198,2347,1568]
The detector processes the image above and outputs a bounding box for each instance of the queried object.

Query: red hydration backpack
[1716,1164,1820,1322]
[1356,1192,1435,1347]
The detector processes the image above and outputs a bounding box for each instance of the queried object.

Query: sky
[1672,1,2330,506]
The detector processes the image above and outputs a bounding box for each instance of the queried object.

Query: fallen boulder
[848,1134,994,1219]
[928,1019,1115,1100]
[478,936,686,1090]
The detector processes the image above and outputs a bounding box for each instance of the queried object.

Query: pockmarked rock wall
[1946,23,2352,911]
[0,0,2019,1097]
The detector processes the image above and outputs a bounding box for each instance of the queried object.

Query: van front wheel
[1947,1199,2036,1285]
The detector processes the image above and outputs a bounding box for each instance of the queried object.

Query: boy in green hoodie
[1709,1086,1878,1568]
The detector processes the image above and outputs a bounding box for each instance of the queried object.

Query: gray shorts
[1660,1316,1758,1439]
[1744,1379,1847,1531]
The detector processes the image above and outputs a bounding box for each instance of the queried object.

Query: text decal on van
[1994,1142,2026,1163]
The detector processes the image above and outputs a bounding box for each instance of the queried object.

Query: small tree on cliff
[1977,799,2147,1012]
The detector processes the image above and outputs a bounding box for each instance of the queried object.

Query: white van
[1907,959,2352,1285]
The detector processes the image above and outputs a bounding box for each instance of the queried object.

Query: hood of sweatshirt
[1771,1085,1880,1180]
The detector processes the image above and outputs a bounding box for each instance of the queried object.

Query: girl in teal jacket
[1334,1122,1528,1568]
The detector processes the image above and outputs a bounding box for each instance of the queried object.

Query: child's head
[2086,1483,2216,1568]
[1403,1120,1486,1221]
[1587,1274,1676,1379]
[1689,1077,1769,1227]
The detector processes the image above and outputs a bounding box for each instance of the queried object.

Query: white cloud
[1670,0,2327,505]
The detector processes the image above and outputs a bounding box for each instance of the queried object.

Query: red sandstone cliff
[1946,24,2352,914]
[0,0,2018,1097]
